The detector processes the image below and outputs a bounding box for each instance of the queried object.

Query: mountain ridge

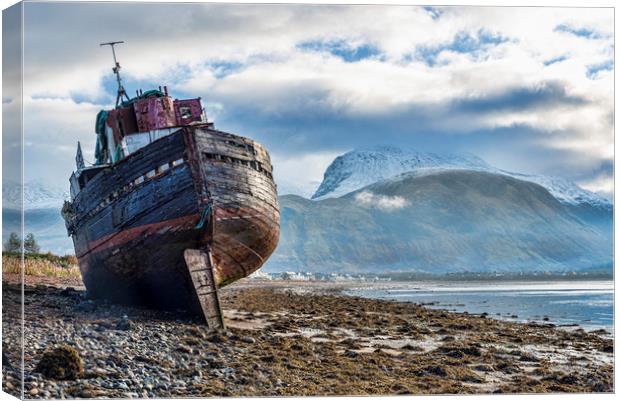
[311,146,611,211]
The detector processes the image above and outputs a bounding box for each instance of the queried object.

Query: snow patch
[312,146,612,210]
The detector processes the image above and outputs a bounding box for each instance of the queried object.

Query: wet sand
[2,276,614,398]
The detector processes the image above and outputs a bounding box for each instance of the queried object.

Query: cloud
[579,174,614,201]
[452,81,587,113]
[355,191,410,211]
[14,3,614,199]
[22,97,102,187]
[271,150,343,197]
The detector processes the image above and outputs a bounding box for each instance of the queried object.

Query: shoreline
[2,274,614,397]
[240,278,614,333]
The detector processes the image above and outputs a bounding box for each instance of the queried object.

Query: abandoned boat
[62,43,280,328]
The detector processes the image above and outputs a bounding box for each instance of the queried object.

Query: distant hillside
[266,169,612,273]
[3,164,611,273]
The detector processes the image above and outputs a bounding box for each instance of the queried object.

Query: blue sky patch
[586,60,613,79]
[413,29,510,66]
[207,61,244,79]
[297,39,382,62]
[423,6,443,20]
[70,92,110,106]
[544,55,568,66]
[554,24,605,40]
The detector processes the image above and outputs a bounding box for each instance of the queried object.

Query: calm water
[345,280,614,332]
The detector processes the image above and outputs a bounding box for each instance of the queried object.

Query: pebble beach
[2,274,614,398]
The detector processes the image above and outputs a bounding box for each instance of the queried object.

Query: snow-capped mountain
[270,170,612,273]
[503,173,611,209]
[311,146,612,210]
[2,180,68,210]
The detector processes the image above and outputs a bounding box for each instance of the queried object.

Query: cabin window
[146,169,156,179]
[172,158,184,167]
[200,151,272,178]
[158,163,170,174]
[179,106,192,119]
[134,176,144,185]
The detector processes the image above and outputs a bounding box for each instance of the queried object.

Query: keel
[184,248,226,330]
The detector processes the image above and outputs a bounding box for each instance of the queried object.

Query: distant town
[249,271,393,282]
[250,269,613,282]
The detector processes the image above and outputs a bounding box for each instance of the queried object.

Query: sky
[3,2,615,199]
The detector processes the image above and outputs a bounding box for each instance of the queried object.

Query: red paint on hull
[80,213,200,258]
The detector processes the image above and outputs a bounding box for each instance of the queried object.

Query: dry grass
[2,252,81,280]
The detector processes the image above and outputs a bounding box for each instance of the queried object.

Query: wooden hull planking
[67,125,280,311]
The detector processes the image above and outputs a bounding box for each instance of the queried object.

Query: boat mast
[100,41,130,108]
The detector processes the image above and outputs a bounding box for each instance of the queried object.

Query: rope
[195,201,212,230]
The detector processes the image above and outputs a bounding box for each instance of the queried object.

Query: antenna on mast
[100,41,130,108]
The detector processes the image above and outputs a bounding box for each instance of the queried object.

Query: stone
[241,336,256,344]
[343,350,358,358]
[207,333,225,343]
[176,344,193,354]
[77,300,97,313]
[60,287,79,298]
[115,315,132,331]
[2,350,11,368]
[117,382,130,390]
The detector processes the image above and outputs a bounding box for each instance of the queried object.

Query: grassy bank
[2,252,80,280]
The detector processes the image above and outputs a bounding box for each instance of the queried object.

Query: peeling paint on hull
[66,125,280,311]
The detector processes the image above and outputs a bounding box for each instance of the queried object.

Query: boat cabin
[96,87,207,165]
[70,42,212,199]
[70,86,210,199]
